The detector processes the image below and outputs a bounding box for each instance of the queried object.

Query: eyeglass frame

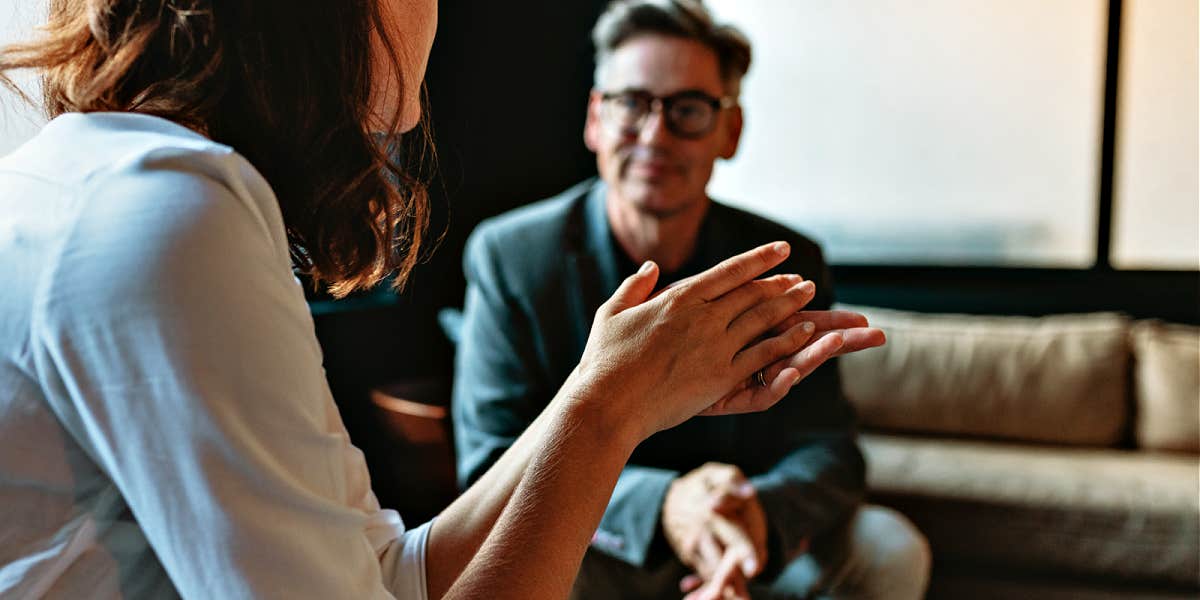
[597,88,737,140]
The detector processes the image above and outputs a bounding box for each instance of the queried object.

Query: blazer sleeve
[451,226,546,489]
[749,245,867,571]
[590,465,678,567]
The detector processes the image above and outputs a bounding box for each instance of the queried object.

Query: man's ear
[584,90,603,153]
[719,105,744,160]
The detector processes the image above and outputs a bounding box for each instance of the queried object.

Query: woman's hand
[701,309,885,416]
[570,241,879,442]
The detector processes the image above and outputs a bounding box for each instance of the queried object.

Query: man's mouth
[628,160,675,177]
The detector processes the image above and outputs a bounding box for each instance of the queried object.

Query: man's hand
[681,551,751,600]
[663,462,769,595]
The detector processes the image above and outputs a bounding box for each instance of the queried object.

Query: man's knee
[765,506,931,600]
[849,505,931,597]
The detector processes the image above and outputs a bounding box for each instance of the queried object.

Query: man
[452,1,930,598]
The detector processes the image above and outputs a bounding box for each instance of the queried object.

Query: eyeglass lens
[603,91,721,138]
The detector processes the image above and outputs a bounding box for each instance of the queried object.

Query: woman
[0,1,883,598]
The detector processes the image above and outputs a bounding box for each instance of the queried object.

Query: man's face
[585,35,743,218]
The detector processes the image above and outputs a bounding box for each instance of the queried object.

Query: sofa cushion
[862,433,1200,587]
[1132,320,1200,453]
[838,305,1130,446]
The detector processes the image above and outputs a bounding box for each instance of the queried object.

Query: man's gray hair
[592,0,752,98]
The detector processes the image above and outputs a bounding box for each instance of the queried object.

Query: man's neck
[605,192,710,274]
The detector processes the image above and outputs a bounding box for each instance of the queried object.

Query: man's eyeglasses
[598,89,736,140]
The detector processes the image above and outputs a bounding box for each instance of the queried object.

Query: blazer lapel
[563,179,620,358]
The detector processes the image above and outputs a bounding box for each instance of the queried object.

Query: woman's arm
[435,387,637,599]
[424,243,883,598]
[423,372,565,597]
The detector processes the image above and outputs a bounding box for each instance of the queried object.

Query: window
[1111,0,1199,270]
[705,0,1113,267]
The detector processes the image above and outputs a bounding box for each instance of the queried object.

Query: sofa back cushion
[1132,320,1200,453]
[837,305,1130,446]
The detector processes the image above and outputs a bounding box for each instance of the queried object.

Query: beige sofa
[838,306,1200,599]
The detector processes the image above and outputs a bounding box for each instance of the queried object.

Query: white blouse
[0,113,429,599]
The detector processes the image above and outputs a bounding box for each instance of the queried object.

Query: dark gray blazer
[452,178,865,572]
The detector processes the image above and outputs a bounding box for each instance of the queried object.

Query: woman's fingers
[703,326,885,416]
[773,331,845,383]
[700,358,802,416]
[732,319,818,379]
[725,281,816,346]
[677,242,791,303]
[579,244,883,438]
[707,273,803,320]
[819,327,886,357]
[820,310,870,330]
[700,365,801,416]
[767,310,869,337]
[708,332,849,416]
[598,260,659,316]
[767,327,885,375]
[788,310,869,334]
[799,327,886,358]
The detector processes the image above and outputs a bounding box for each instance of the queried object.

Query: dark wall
[312,0,611,384]
[402,0,611,375]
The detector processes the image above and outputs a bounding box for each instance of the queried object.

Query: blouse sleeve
[30,148,428,599]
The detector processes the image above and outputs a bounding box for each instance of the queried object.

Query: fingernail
[791,372,804,386]
[772,242,789,255]
[802,321,815,333]
[743,558,758,573]
[639,260,654,274]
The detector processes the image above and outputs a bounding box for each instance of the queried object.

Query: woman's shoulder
[18,113,295,323]
[8,113,218,182]
[39,113,287,258]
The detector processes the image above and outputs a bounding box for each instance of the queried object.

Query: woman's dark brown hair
[0,0,434,297]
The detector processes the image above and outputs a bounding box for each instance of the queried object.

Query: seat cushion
[838,306,1131,446]
[861,433,1200,588]
[1132,320,1200,453]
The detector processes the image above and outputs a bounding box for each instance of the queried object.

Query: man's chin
[609,176,704,215]
[624,193,696,219]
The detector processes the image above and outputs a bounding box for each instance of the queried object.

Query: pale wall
[0,1,47,157]
[704,0,1110,266]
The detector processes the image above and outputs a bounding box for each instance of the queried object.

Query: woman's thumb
[604,260,659,315]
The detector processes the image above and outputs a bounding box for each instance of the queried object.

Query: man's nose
[637,107,671,145]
